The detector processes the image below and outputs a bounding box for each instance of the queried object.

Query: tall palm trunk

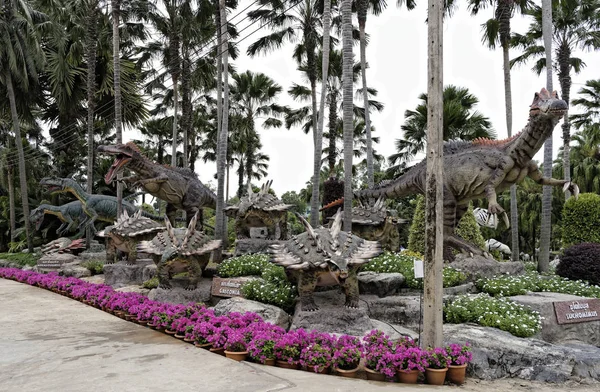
[112,0,123,217]
[171,78,179,166]
[215,0,230,257]
[310,0,332,226]
[357,0,373,187]
[7,153,16,242]
[86,5,98,248]
[341,0,353,231]
[327,94,337,174]
[558,43,572,199]
[5,71,33,252]
[181,47,192,169]
[214,0,222,145]
[538,0,553,273]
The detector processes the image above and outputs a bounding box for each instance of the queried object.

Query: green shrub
[242,279,296,312]
[556,242,600,286]
[0,252,39,267]
[217,254,271,277]
[361,252,466,289]
[444,293,541,338]
[455,203,486,251]
[81,260,104,275]
[142,277,159,289]
[562,193,600,247]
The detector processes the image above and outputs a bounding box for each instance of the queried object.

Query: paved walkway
[0,279,592,392]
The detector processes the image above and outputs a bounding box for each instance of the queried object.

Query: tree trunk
[112,0,123,218]
[215,0,230,260]
[310,0,331,226]
[7,154,16,242]
[5,71,33,252]
[558,43,571,199]
[341,0,354,232]
[327,94,337,175]
[171,75,179,167]
[357,0,373,187]
[181,47,192,169]
[423,0,444,349]
[215,0,222,149]
[86,5,98,248]
[538,0,553,273]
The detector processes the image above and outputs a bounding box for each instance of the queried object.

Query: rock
[116,285,150,296]
[104,260,153,288]
[443,282,477,296]
[451,254,525,281]
[148,280,212,304]
[37,253,79,272]
[444,324,600,383]
[550,258,560,270]
[213,297,291,329]
[61,262,92,278]
[509,292,600,346]
[22,265,35,271]
[358,271,405,297]
[79,251,107,261]
[141,262,157,281]
[361,294,422,331]
[370,319,419,341]
[80,275,105,285]
[233,239,282,256]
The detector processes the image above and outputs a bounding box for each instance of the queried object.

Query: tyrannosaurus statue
[97,142,217,226]
[356,88,578,256]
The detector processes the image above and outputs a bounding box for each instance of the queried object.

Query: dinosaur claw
[502,212,510,229]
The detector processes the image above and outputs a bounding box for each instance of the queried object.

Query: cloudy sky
[130,0,600,197]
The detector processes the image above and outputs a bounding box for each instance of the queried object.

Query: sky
[129,0,600,197]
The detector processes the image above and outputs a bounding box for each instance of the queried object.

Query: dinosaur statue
[39,177,163,234]
[98,210,165,264]
[138,213,222,290]
[97,142,217,226]
[41,238,86,255]
[29,201,88,238]
[354,88,578,257]
[270,210,382,311]
[320,196,407,251]
[225,181,292,240]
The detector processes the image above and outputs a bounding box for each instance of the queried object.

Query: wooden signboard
[211,277,248,298]
[553,299,600,325]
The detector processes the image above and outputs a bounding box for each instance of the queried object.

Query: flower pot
[224,350,248,362]
[305,366,330,374]
[364,367,386,382]
[397,369,419,384]
[183,337,194,343]
[137,319,148,326]
[425,367,448,385]
[334,366,359,378]
[276,360,299,370]
[174,333,185,339]
[194,342,212,349]
[164,329,177,335]
[210,347,225,356]
[263,358,276,366]
[447,364,467,385]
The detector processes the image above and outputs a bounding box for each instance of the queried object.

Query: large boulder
[233,239,281,256]
[444,324,600,382]
[104,260,153,288]
[142,262,157,281]
[213,297,291,329]
[358,271,405,297]
[148,278,212,304]
[509,292,600,346]
[361,294,422,331]
[60,261,91,278]
[451,254,525,281]
[116,285,150,296]
[37,253,79,272]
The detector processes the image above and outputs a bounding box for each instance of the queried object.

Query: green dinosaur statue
[138,213,222,290]
[97,142,217,226]
[270,210,382,311]
[39,177,163,234]
[98,210,164,264]
[355,88,579,256]
[29,201,87,238]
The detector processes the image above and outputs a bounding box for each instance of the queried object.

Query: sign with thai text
[211,277,248,298]
[553,299,600,325]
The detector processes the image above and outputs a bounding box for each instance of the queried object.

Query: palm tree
[571,79,600,134]
[0,0,48,252]
[467,0,531,261]
[341,0,353,231]
[511,0,600,200]
[388,85,495,175]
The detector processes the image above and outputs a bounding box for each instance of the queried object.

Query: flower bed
[0,267,472,384]
[477,272,600,298]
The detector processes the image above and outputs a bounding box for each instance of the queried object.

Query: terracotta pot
[397,369,419,384]
[194,342,212,349]
[183,337,194,343]
[425,367,448,385]
[305,366,330,374]
[224,350,248,362]
[334,366,359,378]
[174,333,185,339]
[364,367,386,382]
[210,347,226,356]
[137,319,148,326]
[447,364,467,385]
[276,360,299,370]
[263,358,276,366]
[164,329,177,335]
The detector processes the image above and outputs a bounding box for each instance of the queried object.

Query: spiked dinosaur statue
[320,196,406,251]
[29,201,87,238]
[138,213,222,290]
[40,177,164,234]
[98,210,165,264]
[225,181,292,240]
[355,88,579,256]
[270,210,382,311]
[97,142,217,227]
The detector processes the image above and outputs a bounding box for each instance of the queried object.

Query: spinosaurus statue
[138,213,222,290]
[225,181,292,240]
[97,142,217,227]
[270,210,382,311]
[354,88,578,257]
[98,210,165,264]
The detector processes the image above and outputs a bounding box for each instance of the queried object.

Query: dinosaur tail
[320,198,344,211]
[355,172,420,200]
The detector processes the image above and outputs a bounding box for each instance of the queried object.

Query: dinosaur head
[29,206,45,231]
[529,88,568,118]
[98,142,141,184]
[40,177,68,194]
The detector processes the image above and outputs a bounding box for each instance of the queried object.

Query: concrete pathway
[0,279,593,392]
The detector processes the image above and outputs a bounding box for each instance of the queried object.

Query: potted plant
[333,335,362,378]
[445,342,473,384]
[273,330,307,369]
[395,346,428,384]
[424,347,450,385]
[300,343,333,374]
[362,330,393,381]
[224,329,249,362]
[191,321,215,349]
[247,325,284,366]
